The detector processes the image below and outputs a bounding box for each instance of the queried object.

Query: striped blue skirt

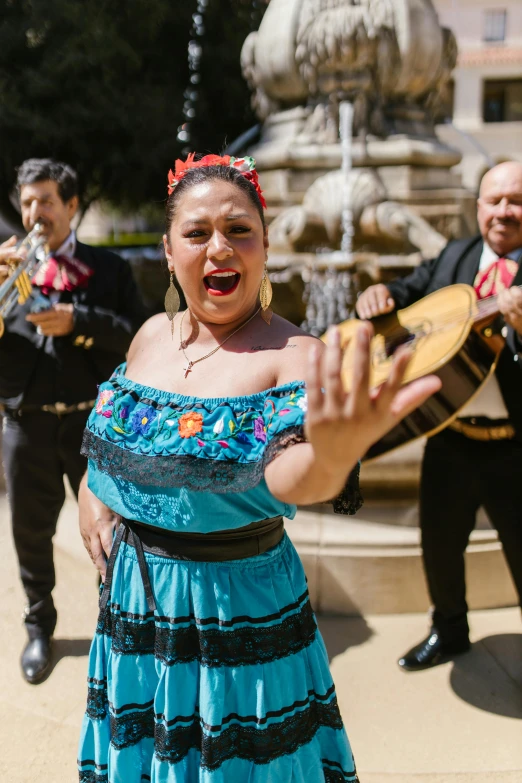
[78,532,358,782]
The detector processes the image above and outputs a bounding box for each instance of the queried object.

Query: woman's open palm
[305,322,441,468]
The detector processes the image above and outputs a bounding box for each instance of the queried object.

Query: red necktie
[473,257,518,300]
[32,254,94,295]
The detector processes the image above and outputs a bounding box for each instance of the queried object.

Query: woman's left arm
[265,323,440,506]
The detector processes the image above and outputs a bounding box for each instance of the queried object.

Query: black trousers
[2,410,89,639]
[420,428,522,642]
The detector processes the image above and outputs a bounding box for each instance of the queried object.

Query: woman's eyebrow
[180,213,252,229]
[180,219,208,228]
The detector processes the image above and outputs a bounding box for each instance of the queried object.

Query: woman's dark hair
[16,158,79,204]
[165,164,265,235]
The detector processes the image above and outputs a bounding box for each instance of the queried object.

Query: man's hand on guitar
[305,323,442,470]
[356,284,396,320]
[498,287,522,337]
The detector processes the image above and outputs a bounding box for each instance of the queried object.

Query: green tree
[0,0,193,226]
[0,0,268,229]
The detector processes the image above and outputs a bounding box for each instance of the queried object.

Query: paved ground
[0,492,520,782]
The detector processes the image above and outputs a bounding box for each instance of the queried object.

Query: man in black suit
[356,161,522,670]
[0,158,146,683]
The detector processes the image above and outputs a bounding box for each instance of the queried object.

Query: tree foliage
[0,0,268,229]
[186,0,267,156]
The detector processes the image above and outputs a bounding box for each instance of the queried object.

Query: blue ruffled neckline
[114,364,306,406]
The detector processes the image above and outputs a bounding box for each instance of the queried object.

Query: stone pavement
[0,492,520,783]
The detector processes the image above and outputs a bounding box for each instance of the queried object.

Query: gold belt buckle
[450,419,514,441]
[54,401,68,415]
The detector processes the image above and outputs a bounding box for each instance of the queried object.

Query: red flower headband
[167,153,267,209]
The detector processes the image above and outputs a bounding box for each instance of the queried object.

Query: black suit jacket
[0,241,147,407]
[386,235,522,437]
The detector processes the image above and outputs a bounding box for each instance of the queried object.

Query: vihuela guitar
[334,283,510,460]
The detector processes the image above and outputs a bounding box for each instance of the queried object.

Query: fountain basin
[287,507,518,615]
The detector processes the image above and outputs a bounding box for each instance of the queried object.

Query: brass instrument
[0,223,50,338]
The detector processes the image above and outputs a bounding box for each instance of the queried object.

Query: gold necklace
[179,306,261,378]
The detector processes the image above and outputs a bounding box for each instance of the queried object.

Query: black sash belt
[99,515,285,614]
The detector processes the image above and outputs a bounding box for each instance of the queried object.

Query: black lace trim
[332,462,363,516]
[79,773,108,783]
[86,683,108,721]
[78,760,108,783]
[155,690,344,769]
[263,426,307,464]
[263,428,363,516]
[82,425,305,494]
[83,424,363,513]
[96,595,316,668]
[110,702,155,749]
[322,757,359,782]
[105,687,343,768]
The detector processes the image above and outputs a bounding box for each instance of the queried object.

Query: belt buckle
[54,401,68,415]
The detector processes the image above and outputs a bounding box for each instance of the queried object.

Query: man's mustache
[492,217,520,227]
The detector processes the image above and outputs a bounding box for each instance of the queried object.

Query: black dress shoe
[21,635,52,684]
[398,631,470,672]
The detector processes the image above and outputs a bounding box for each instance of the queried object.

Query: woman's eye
[229,225,251,234]
[186,230,206,239]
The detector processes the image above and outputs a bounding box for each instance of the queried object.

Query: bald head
[477,161,522,256]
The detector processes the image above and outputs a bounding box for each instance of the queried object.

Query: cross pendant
[183,362,193,379]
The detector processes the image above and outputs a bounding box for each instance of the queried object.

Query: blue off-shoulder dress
[78,364,361,783]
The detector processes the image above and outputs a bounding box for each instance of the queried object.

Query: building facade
[434,0,522,190]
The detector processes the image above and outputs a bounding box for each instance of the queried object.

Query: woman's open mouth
[203,270,241,297]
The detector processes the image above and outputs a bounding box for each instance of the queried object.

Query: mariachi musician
[356,161,522,671]
[0,158,146,683]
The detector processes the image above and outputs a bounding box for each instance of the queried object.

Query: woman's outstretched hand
[79,474,120,581]
[305,322,441,469]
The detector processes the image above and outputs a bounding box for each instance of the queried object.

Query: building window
[483,10,507,42]
[483,80,522,123]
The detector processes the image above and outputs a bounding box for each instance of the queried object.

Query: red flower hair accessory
[167,153,266,209]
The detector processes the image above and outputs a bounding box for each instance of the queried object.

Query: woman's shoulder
[265,315,323,386]
[126,312,168,362]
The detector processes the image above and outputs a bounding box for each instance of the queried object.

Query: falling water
[301,100,357,336]
[339,101,354,265]
[177,0,208,150]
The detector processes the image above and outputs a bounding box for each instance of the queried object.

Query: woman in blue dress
[77,154,439,783]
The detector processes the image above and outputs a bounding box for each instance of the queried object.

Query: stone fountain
[239,0,517,614]
[241,0,477,327]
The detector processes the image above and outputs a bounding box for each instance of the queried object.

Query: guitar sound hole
[384,328,416,357]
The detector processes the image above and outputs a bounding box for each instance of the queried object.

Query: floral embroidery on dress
[178,411,204,439]
[297,395,307,413]
[96,390,114,414]
[254,417,267,443]
[130,406,157,436]
[83,368,362,513]
[213,418,225,435]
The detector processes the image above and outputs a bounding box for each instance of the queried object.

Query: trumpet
[0,223,50,338]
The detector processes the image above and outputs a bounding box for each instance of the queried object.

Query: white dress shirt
[458,242,521,420]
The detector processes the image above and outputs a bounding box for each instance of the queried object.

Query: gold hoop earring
[259,265,273,325]
[165,271,180,337]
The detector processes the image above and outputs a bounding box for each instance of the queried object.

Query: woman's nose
[207,230,232,260]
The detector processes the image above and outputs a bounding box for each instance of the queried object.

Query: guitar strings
[349,284,520,342]
[348,298,501,342]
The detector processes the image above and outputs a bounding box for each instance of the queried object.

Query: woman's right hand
[356,284,396,320]
[79,474,120,581]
